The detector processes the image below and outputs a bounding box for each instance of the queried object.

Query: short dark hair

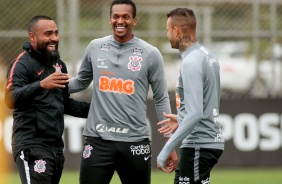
[167,8,196,31]
[110,0,137,18]
[28,15,53,33]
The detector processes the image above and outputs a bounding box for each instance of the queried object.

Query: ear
[173,26,180,38]
[29,32,35,43]
[132,17,137,26]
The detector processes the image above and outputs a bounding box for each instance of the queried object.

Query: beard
[36,41,61,66]
[169,40,179,49]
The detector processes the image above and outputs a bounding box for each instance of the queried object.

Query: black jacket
[5,42,90,160]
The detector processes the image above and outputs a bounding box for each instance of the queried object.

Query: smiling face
[29,19,60,65]
[110,4,137,43]
[29,19,59,53]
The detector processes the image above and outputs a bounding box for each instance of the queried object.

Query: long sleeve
[148,48,171,122]
[69,43,94,93]
[60,62,90,118]
[63,89,90,118]
[157,43,223,168]
[5,53,43,109]
[157,56,203,167]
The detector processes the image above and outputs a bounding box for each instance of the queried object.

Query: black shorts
[174,147,223,184]
[15,148,65,184]
[80,137,151,184]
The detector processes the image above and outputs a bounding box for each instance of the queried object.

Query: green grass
[7,168,282,184]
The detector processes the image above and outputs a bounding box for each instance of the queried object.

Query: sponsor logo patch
[97,58,108,68]
[96,124,129,133]
[215,133,224,142]
[130,144,150,155]
[34,159,46,173]
[99,76,134,95]
[179,176,190,184]
[83,145,93,159]
[132,47,143,55]
[213,108,220,124]
[100,70,114,76]
[101,44,110,51]
[175,93,180,109]
[201,177,210,184]
[207,56,217,66]
[128,56,142,72]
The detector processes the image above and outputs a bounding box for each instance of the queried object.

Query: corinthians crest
[83,145,93,159]
[53,63,62,72]
[128,56,143,71]
[34,159,46,173]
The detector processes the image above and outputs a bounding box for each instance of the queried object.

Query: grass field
[7,168,282,184]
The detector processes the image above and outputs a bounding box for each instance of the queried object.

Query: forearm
[5,81,42,109]
[64,99,90,118]
[157,113,200,167]
[68,77,92,93]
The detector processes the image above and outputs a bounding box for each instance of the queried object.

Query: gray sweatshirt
[69,35,171,142]
[157,42,224,168]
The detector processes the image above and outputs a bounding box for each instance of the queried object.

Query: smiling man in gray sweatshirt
[68,1,178,184]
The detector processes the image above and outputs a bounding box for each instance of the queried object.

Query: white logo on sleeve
[213,108,220,124]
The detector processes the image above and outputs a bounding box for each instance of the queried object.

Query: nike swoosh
[37,70,44,76]
[144,155,151,161]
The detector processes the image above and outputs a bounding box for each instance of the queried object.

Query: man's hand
[166,149,178,173]
[157,149,178,173]
[157,163,167,172]
[40,69,70,89]
[158,112,178,135]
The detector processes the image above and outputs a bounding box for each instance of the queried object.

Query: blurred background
[1,0,282,182]
[1,0,282,98]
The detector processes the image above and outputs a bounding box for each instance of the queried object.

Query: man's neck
[177,35,196,52]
